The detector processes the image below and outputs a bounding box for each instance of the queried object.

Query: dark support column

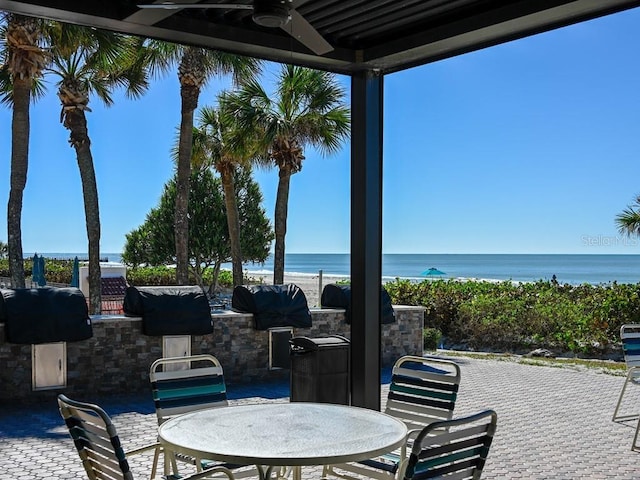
[350,70,384,410]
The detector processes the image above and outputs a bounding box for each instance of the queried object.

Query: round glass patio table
[158,402,407,479]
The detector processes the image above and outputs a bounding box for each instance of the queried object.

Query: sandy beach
[245,270,350,308]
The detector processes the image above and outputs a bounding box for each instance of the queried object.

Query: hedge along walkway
[1,354,639,479]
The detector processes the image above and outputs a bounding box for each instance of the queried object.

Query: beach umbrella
[421,267,446,277]
[32,253,40,286]
[32,253,47,287]
[37,255,46,287]
[71,256,80,288]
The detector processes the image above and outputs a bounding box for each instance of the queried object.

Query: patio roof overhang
[2,0,639,409]
[1,1,639,75]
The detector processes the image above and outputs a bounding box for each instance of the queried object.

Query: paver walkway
[2,354,640,479]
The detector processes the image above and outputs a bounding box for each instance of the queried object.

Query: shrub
[385,278,640,355]
[127,266,234,289]
[423,327,441,351]
[0,258,236,292]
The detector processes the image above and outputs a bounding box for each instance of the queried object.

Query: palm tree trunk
[220,168,244,286]
[7,78,30,288]
[175,85,199,285]
[64,109,102,314]
[273,166,292,285]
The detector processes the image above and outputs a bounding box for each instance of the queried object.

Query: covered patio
[2,0,640,410]
[2,355,639,479]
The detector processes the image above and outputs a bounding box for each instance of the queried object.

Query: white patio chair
[612,324,640,423]
[398,410,498,480]
[323,355,461,480]
[58,393,235,480]
[149,354,262,479]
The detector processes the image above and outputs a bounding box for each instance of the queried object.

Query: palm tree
[195,100,261,286]
[47,26,151,313]
[143,41,262,285]
[616,195,640,237]
[226,65,350,284]
[0,13,48,288]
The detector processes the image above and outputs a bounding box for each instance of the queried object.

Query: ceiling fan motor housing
[252,0,292,28]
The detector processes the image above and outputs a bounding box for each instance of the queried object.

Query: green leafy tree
[142,40,262,285]
[47,26,152,313]
[225,65,350,283]
[122,168,273,292]
[616,195,640,238]
[0,13,48,287]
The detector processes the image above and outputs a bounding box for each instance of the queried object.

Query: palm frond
[616,198,640,237]
[202,50,262,85]
[139,38,180,77]
[0,65,13,106]
[170,125,181,167]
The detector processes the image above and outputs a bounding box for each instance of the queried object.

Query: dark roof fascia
[0,0,357,74]
[360,0,640,74]
[2,0,640,76]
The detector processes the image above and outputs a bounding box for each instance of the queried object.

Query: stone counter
[0,306,424,403]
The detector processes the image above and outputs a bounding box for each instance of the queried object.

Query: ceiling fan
[136,0,333,55]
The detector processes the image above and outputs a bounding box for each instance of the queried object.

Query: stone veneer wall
[0,306,424,403]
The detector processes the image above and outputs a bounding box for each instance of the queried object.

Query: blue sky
[2,7,640,255]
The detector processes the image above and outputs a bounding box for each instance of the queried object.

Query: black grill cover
[320,284,396,324]
[231,284,312,330]
[123,286,212,336]
[0,287,92,344]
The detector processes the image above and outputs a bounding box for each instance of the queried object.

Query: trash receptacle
[290,335,350,405]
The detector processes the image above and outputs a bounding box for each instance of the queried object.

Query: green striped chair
[149,354,256,479]
[57,394,235,480]
[613,324,640,423]
[323,355,461,480]
[401,410,497,480]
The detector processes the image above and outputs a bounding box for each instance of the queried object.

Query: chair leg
[150,445,161,480]
[163,450,170,477]
[171,453,179,476]
[613,371,639,422]
[633,417,640,451]
[321,465,365,480]
[162,448,180,478]
[274,466,291,479]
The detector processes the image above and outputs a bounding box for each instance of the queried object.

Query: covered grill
[0,287,92,344]
[231,284,311,330]
[320,284,396,324]
[123,285,212,336]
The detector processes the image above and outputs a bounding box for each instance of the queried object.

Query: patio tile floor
[2,354,640,479]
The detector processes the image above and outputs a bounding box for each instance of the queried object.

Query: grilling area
[0,282,423,403]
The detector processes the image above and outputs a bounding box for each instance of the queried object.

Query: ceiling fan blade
[137,2,253,9]
[284,9,333,55]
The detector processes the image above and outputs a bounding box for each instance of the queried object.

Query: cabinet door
[162,335,191,371]
[269,327,293,370]
[32,343,66,390]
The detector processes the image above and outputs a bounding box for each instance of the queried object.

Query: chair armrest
[126,442,161,457]
[628,366,640,383]
[397,429,422,461]
[185,466,235,479]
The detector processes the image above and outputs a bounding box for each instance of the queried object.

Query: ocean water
[35,252,640,285]
[239,253,640,285]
